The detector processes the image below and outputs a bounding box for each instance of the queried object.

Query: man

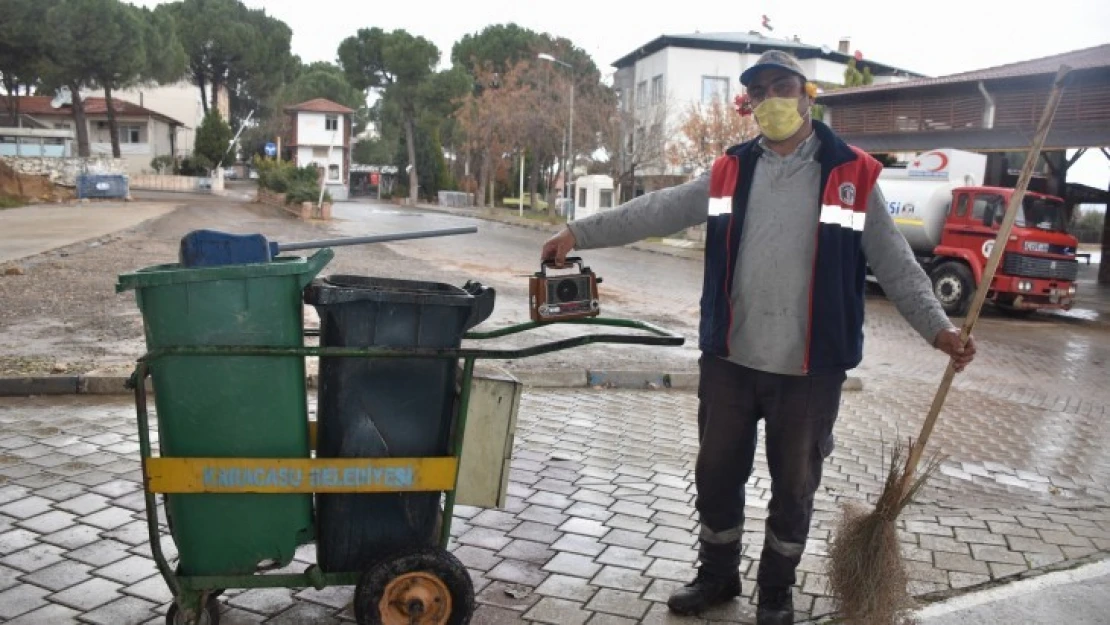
[541,50,976,624]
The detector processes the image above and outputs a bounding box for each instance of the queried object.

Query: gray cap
[740,50,807,86]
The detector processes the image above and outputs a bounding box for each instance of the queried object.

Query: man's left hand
[933,328,976,372]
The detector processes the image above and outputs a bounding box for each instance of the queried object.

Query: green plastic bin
[116,249,333,576]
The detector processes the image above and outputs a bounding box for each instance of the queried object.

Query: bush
[176,154,213,176]
[253,156,322,194]
[285,183,331,206]
[150,155,175,174]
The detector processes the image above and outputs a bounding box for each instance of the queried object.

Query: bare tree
[667,97,757,175]
[596,94,672,202]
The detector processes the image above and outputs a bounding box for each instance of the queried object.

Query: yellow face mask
[753,97,808,142]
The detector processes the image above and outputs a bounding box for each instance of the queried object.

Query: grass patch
[0,195,27,210]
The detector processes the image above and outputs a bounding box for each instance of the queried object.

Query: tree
[139,7,188,86]
[338,28,441,204]
[0,0,52,126]
[452,23,541,75]
[597,93,671,201]
[163,0,293,122]
[224,5,296,126]
[85,0,147,158]
[450,24,605,210]
[44,0,113,156]
[843,58,874,87]
[194,110,232,169]
[668,98,758,175]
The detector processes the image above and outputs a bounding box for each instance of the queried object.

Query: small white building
[97,80,231,158]
[285,98,354,201]
[571,175,616,221]
[0,95,184,174]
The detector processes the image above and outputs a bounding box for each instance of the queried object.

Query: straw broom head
[827,440,943,625]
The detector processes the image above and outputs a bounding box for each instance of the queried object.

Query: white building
[0,95,184,174]
[285,98,354,201]
[86,80,230,158]
[611,32,924,190]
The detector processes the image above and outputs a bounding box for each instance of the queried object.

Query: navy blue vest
[699,121,883,374]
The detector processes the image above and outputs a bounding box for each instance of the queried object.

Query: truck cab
[936,187,1078,313]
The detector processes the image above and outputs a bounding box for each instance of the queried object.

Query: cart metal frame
[130,317,683,624]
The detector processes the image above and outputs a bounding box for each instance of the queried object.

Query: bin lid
[116,249,334,293]
[304,275,479,307]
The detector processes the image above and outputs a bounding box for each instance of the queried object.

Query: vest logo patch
[838,182,856,205]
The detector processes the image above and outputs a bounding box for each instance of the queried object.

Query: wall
[798,57,850,84]
[0,155,125,186]
[129,174,212,193]
[295,112,347,147]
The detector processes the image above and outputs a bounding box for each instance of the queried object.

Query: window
[599,189,614,209]
[325,115,338,131]
[651,75,664,103]
[615,88,623,111]
[955,194,969,217]
[312,147,329,158]
[53,123,71,130]
[636,81,647,108]
[118,125,142,144]
[578,187,588,207]
[701,76,729,104]
[971,194,1004,222]
[328,164,340,181]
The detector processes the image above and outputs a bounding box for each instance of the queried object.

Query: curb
[0,371,865,397]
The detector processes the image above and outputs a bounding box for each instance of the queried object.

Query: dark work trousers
[694,354,845,589]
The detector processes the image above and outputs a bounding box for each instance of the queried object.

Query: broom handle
[899,64,1072,493]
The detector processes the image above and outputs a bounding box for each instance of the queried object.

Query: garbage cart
[120,253,684,625]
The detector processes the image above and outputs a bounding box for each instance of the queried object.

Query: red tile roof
[819,44,1110,100]
[284,98,356,114]
[0,95,184,125]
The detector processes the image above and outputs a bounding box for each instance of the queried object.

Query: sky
[131,0,1109,192]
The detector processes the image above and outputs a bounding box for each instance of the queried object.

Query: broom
[827,64,1073,625]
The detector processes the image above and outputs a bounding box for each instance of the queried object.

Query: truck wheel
[930,262,973,316]
[354,547,474,625]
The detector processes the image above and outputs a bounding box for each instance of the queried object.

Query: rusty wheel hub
[379,571,452,625]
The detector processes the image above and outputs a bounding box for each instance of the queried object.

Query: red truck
[878,149,1078,315]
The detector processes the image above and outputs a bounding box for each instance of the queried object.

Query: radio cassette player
[529,257,602,322]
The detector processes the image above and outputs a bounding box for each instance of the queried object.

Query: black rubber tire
[166,595,221,625]
[930,262,974,316]
[354,547,474,625]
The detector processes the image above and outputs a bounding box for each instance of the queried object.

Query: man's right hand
[541,228,577,266]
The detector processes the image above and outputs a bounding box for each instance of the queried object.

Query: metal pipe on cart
[274,226,478,252]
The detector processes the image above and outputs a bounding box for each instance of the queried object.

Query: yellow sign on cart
[145,457,459,494]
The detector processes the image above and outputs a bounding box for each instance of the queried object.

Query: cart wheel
[165,594,221,625]
[354,547,474,625]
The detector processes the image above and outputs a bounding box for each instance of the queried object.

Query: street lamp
[538,53,575,220]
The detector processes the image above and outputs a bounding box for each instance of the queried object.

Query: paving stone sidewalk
[0,378,1108,624]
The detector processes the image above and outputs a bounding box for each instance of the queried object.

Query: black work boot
[667,568,741,616]
[757,586,794,625]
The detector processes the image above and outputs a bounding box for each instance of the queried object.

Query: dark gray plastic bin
[303,275,494,573]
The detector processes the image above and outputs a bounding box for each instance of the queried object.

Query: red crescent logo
[921,151,949,172]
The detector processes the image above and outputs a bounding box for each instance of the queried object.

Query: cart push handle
[146,316,684,363]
